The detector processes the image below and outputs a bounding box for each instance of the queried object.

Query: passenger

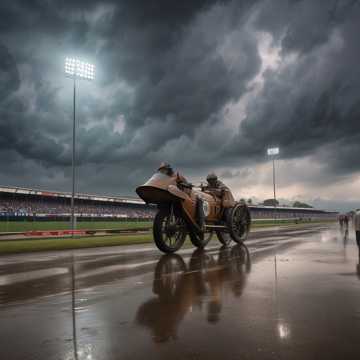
[158,162,204,230]
[344,214,349,229]
[158,162,189,186]
[158,162,174,177]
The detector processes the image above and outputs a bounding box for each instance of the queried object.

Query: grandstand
[249,204,337,222]
[0,185,156,221]
[0,185,337,222]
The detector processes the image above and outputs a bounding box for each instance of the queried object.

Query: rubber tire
[215,208,232,246]
[227,204,251,244]
[153,209,187,253]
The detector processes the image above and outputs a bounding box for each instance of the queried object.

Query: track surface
[1,224,359,360]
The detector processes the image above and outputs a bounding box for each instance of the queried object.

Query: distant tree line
[292,201,313,208]
[238,198,313,208]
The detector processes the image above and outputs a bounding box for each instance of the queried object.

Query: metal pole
[272,158,276,202]
[273,158,277,224]
[71,78,76,236]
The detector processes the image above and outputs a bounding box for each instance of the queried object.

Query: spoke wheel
[153,209,187,253]
[227,204,251,243]
[215,209,232,246]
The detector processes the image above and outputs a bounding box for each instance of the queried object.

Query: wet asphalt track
[1,224,360,360]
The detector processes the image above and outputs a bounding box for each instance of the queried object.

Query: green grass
[0,233,154,254]
[0,220,152,232]
[0,219,335,255]
[0,218,334,233]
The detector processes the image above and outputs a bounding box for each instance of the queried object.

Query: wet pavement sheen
[1,224,360,360]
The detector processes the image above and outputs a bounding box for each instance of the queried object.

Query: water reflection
[320,230,338,243]
[343,229,349,246]
[277,321,291,340]
[135,245,251,342]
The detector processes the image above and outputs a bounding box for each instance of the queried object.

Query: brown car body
[136,172,235,224]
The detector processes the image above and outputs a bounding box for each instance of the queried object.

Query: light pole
[65,58,95,235]
[267,147,280,224]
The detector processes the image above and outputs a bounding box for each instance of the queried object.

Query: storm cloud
[1,0,360,210]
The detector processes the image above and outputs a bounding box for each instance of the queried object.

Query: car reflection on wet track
[136,245,250,342]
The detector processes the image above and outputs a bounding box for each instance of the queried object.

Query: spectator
[354,209,360,257]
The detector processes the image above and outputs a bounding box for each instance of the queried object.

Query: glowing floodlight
[267,147,279,156]
[65,57,95,80]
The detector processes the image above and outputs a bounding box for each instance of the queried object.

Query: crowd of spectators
[0,194,336,220]
[0,195,156,219]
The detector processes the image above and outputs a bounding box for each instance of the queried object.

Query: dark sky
[1,0,360,211]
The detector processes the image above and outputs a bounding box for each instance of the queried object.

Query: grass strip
[0,219,333,233]
[0,221,152,232]
[0,234,153,254]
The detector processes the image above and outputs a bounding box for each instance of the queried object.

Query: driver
[158,162,191,187]
[205,173,229,198]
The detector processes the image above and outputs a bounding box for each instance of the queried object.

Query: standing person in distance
[354,209,360,257]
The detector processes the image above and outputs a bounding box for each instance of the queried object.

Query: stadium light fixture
[267,147,280,223]
[267,147,279,156]
[65,57,95,80]
[64,57,95,235]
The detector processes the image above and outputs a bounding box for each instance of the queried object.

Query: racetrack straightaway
[0,224,360,360]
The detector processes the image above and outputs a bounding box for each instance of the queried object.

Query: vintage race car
[136,169,251,253]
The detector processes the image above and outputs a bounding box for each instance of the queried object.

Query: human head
[158,162,174,176]
[206,172,218,187]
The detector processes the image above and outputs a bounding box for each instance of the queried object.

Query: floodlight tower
[65,58,95,235]
[267,147,280,223]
